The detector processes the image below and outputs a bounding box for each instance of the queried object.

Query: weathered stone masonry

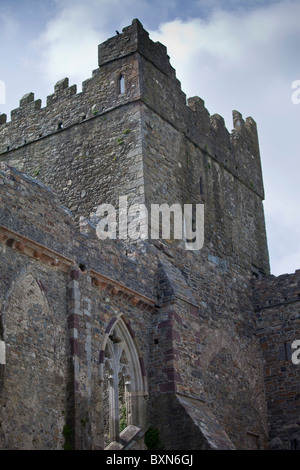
[253,272,300,450]
[0,19,299,450]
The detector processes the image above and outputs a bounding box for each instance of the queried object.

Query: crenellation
[19,92,35,107]
[0,19,263,202]
[210,114,231,149]
[253,271,300,311]
[47,78,77,106]
[11,94,41,119]
[232,109,245,132]
[187,96,210,131]
[231,110,260,158]
[54,77,70,93]
[98,19,175,79]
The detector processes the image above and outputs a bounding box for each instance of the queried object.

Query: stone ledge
[105,425,143,450]
[90,269,156,313]
[0,225,74,273]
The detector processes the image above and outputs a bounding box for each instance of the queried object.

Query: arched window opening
[0,272,62,449]
[119,74,125,94]
[100,317,145,448]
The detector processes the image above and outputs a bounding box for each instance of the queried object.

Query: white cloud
[34,1,107,87]
[33,0,166,88]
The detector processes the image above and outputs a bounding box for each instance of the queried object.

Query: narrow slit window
[119,74,125,94]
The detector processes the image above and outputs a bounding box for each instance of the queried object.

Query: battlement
[98,18,174,77]
[253,270,300,311]
[0,19,264,200]
[0,14,268,270]
[0,18,175,140]
[0,68,120,153]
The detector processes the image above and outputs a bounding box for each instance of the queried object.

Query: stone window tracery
[100,317,146,448]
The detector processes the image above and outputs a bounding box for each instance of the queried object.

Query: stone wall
[0,166,158,449]
[147,247,269,449]
[253,271,300,449]
[0,252,68,449]
[0,162,270,450]
[0,18,298,450]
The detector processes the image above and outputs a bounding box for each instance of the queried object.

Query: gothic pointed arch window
[99,316,146,448]
[0,271,66,449]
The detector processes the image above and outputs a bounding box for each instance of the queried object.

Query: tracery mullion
[108,338,125,442]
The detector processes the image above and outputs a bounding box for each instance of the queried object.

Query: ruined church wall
[0,246,69,449]
[0,165,163,449]
[62,265,155,450]
[147,243,269,449]
[0,239,156,450]
[253,272,300,449]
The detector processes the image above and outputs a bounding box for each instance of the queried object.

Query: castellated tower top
[98,18,174,76]
[0,18,262,185]
[0,18,266,233]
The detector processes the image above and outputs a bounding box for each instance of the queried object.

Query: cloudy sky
[0,0,299,276]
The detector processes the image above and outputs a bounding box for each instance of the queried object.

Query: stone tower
[0,19,299,451]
